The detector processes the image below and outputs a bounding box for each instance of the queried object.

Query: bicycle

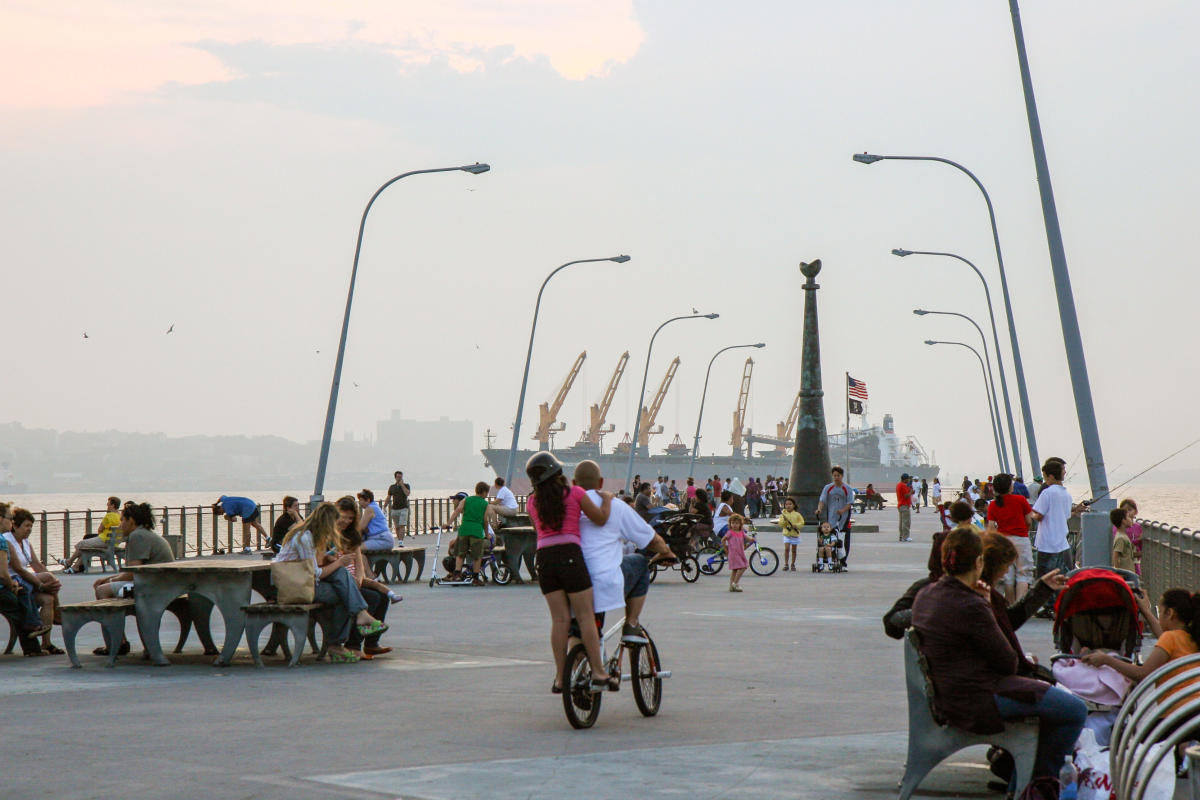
[562,617,670,729]
[697,533,779,577]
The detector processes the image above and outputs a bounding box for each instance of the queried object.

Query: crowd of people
[885,458,1198,792]
[618,473,791,519]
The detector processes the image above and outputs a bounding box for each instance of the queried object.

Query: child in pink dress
[725,514,751,592]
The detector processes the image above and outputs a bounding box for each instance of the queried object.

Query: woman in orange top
[1081,588,1199,696]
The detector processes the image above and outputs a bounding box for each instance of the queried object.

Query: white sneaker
[241,546,253,554]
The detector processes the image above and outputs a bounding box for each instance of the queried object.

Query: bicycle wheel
[491,561,512,585]
[749,545,779,576]
[562,643,601,729]
[697,546,725,576]
[680,555,700,583]
[631,630,663,717]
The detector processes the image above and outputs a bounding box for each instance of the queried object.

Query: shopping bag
[270,559,315,603]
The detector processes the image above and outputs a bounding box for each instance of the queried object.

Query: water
[0,488,461,513]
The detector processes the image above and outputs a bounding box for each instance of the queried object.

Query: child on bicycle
[777,496,804,572]
[816,521,839,572]
[724,514,751,592]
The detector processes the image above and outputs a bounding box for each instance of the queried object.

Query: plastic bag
[1073,730,1173,800]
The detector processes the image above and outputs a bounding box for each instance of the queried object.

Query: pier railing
[1137,517,1199,600]
[26,496,528,565]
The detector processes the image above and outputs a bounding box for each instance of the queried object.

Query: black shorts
[536,543,592,595]
[245,505,262,524]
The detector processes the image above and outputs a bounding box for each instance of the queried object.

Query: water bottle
[1058,755,1078,800]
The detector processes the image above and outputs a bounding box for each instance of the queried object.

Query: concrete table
[126,560,272,666]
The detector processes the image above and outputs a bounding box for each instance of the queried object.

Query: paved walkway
[3,507,1179,799]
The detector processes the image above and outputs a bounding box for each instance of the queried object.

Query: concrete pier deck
[5,507,1184,799]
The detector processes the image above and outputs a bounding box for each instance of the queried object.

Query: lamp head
[704,313,719,320]
[609,255,631,263]
[460,163,491,174]
[924,340,937,346]
[912,309,928,316]
[891,248,913,257]
[853,152,884,164]
[753,343,766,348]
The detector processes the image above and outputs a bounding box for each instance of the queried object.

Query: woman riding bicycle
[525,452,616,694]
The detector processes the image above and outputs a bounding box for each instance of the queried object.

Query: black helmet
[525,451,563,486]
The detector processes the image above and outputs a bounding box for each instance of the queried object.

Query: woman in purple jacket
[912,528,1086,780]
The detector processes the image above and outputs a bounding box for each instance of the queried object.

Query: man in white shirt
[1031,459,1073,616]
[574,460,673,643]
[490,477,519,520]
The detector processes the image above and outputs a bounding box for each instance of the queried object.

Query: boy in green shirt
[446,482,493,585]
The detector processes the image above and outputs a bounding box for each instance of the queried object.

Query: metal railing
[1136,517,1200,601]
[24,496,528,566]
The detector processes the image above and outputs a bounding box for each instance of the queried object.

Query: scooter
[427,525,478,587]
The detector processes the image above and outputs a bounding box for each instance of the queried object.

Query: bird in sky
[83,332,89,339]
[166,323,174,334]
[692,307,698,314]
[353,382,359,388]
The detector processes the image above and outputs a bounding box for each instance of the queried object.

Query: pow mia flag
[848,398,864,415]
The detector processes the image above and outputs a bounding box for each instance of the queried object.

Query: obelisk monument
[787,259,832,520]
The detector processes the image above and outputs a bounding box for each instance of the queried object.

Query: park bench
[368,545,427,584]
[898,629,1038,799]
[243,602,334,667]
[60,596,217,668]
[79,536,125,573]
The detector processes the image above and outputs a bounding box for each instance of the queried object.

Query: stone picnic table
[126,560,272,666]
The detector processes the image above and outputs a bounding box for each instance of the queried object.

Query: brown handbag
[270,559,316,604]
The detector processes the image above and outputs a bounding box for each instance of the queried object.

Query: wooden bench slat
[61,599,135,610]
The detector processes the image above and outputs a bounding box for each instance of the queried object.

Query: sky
[2,0,1198,486]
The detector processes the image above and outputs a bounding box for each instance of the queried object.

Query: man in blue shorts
[574,460,673,643]
[213,495,268,554]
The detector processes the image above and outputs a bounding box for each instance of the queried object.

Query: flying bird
[166,323,174,334]
[353,382,359,388]
[83,332,89,339]
[692,307,698,314]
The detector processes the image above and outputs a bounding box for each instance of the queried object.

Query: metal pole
[627,313,718,492]
[311,163,490,506]
[503,255,631,486]
[689,343,765,479]
[927,340,1004,469]
[916,309,1009,473]
[896,249,1020,475]
[844,372,850,478]
[857,154,1038,476]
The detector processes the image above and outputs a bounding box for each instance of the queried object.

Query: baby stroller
[1050,567,1143,743]
[811,526,846,573]
[646,510,701,583]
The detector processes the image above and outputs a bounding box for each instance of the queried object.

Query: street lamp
[503,255,633,486]
[915,309,1008,472]
[893,248,1021,475]
[924,340,1004,469]
[854,151,1040,478]
[626,312,720,491]
[311,163,490,506]
[689,343,766,480]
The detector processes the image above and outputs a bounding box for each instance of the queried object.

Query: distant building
[375,412,475,487]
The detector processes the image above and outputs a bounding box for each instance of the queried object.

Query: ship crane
[729,357,754,455]
[579,351,629,445]
[741,387,800,453]
[638,357,680,447]
[533,351,586,450]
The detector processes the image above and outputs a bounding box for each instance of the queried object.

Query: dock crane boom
[637,357,680,447]
[730,357,754,454]
[580,351,629,444]
[533,351,586,448]
[774,388,802,454]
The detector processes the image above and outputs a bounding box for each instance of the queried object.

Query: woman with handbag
[273,502,386,663]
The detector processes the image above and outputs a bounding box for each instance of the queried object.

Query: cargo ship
[480,351,938,493]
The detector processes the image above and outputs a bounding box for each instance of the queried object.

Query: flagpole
[845,372,850,480]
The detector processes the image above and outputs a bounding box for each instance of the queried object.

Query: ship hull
[481,448,938,495]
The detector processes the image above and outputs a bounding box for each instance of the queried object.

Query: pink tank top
[529,484,587,549]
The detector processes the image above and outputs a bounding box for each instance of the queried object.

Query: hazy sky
[3,1,1197,485]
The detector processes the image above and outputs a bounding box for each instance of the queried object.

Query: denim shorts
[621,553,650,600]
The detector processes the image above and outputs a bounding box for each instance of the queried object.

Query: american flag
[848,376,868,401]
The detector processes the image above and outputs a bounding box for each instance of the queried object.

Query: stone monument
[787,259,833,520]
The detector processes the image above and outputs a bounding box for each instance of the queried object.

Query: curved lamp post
[914,309,1008,472]
[626,312,719,491]
[925,339,1004,469]
[311,162,490,505]
[854,152,1040,478]
[894,248,1021,475]
[689,343,766,480]
[503,255,632,485]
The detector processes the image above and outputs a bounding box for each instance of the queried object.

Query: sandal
[23,649,48,657]
[356,619,389,638]
[551,681,563,694]
[42,644,65,655]
[328,649,361,663]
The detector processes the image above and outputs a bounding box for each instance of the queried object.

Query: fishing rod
[1077,436,1200,505]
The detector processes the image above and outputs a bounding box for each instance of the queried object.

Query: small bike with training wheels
[696,532,779,577]
[561,617,670,729]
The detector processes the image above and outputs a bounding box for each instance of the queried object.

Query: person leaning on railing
[3,506,64,655]
[58,495,121,574]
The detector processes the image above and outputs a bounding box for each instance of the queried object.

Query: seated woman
[912,528,1086,783]
[3,507,64,654]
[978,532,1068,677]
[334,497,400,659]
[883,500,972,638]
[356,489,396,553]
[273,502,386,664]
[0,503,50,654]
[270,496,302,554]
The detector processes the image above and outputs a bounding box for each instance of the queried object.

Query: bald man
[574,460,673,643]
